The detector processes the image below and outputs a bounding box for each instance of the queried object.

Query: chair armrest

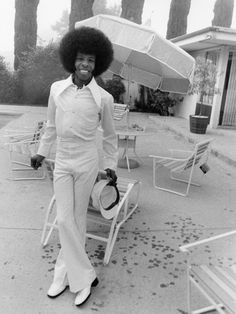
[169,149,193,158]
[4,138,40,146]
[3,132,34,137]
[149,154,188,162]
[3,127,36,133]
[4,134,37,142]
[179,229,236,253]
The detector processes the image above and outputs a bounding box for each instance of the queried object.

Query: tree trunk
[120,0,145,108]
[69,0,94,30]
[212,0,234,27]
[121,0,145,24]
[166,0,191,39]
[14,0,39,70]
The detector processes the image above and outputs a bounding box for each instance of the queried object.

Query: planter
[189,115,208,134]
[195,102,212,124]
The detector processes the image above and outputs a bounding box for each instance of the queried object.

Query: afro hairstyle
[59,26,114,77]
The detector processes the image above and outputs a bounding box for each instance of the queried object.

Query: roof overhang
[171,26,236,51]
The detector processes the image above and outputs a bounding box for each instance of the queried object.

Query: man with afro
[31,26,118,306]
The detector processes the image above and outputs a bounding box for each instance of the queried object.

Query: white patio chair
[180,229,236,314]
[3,120,46,180]
[40,159,141,265]
[149,138,213,197]
[113,103,129,127]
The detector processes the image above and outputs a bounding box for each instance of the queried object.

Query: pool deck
[0,104,236,314]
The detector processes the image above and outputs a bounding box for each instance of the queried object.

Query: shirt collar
[56,75,101,108]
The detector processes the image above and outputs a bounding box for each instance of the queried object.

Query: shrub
[0,56,19,103]
[134,86,183,115]
[17,43,67,105]
[95,76,106,89]
[104,76,126,103]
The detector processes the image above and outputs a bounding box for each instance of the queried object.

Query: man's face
[74,52,96,83]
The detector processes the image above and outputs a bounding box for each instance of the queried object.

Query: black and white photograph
[0,1,236,313]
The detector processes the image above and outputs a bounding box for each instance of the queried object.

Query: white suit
[38,76,118,292]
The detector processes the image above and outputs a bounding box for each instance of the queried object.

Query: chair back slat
[32,120,46,141]
[184,139,212,170]
[113,103,129,121]
[196,143,209,155]
[184,155,201,170]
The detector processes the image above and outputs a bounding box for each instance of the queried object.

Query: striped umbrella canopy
[75,14,195,94]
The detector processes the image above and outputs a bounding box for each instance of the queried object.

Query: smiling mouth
[80,70,89,74]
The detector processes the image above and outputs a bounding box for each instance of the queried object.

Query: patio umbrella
[75,14,195,94]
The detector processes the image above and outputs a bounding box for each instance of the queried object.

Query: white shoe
[74,286,91,306]
[74,277,99,306]
[47,283,68,298]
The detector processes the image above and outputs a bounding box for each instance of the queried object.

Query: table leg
[117,135,140,171]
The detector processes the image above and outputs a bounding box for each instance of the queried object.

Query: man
[31,26,118,306]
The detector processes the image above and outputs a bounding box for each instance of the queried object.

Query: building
[172,26,236,129]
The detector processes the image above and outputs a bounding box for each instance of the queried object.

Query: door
[220,52,236,127]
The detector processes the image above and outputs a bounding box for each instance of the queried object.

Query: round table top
[115,125,156,136]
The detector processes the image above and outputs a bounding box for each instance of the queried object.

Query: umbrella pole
[127,65,132,128]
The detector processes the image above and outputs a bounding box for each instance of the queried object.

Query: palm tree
[14,0,39,70]
[166,0,191,39]
[121,0,145,24]
[69,0,94,30]
[212,0,234,27]
[120,0,145,107]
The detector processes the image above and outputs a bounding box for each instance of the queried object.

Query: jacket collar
[56,75,102,108]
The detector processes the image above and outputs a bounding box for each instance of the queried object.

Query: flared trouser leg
[52,141,99,293]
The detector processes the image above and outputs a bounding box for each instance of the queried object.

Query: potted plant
[104,75,126,103]
[189,56,218,134]
[136,88,183,115]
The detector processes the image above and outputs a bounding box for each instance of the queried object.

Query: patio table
[116,125,156,171]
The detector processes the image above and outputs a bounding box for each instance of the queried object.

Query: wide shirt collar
[55,75,102,108]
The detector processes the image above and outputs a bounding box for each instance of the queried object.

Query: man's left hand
[105,168,117,184]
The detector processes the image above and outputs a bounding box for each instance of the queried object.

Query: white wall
[175,93,198,118]
[122,80,140,108]
[175,48,231,128]
[174,51,204,119]
[175,50,220,121]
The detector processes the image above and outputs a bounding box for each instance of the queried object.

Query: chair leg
[152,163,188,196]
[189,276,225,314]
[192,305,225,314]
[103,218,118,265]
[170,173,200,187]
[41,196,57,246]
[104,183,140,264]
[104,198,139,264]
[42,217,58,247]
[152,162,200,197]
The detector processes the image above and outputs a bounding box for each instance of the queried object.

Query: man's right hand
[31,154,45,170]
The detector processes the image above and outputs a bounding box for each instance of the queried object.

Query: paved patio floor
[0,105,236,314]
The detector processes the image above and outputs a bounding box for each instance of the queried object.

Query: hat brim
[91,179,120,219]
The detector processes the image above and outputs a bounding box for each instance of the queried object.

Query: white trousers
[52,138,99,293]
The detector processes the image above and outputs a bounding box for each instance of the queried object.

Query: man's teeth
[80,70,88,73]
